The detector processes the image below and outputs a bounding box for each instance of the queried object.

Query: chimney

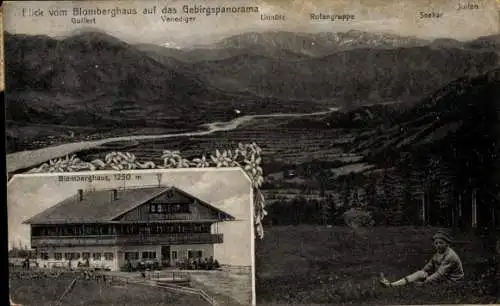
[77,189,83,201]
[112,189,118,201]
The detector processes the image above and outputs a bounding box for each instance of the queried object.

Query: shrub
[343,208,375,228]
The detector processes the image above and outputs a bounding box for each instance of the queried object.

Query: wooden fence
[149,271,190,282]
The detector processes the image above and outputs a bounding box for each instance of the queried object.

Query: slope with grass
[9,273,208,306]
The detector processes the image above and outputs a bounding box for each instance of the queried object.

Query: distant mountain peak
[66,30,123,41]
[161,42,182,49]
[58,27,109,39]
[68,26,106,34]
[207,30,431,57]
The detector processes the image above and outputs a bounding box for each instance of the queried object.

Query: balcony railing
[31,233,223,247]
[117,233,223,245]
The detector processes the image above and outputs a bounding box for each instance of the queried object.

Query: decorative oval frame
[26,142,267,239]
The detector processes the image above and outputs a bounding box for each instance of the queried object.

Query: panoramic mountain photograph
[5,0,500,305]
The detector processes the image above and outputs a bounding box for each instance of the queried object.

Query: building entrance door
[161,246,170,267]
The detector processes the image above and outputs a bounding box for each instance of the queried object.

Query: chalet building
[23,186,237,271]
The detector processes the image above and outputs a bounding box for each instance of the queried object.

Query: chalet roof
[24,186,235,225]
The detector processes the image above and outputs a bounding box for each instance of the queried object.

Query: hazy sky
[3,0,499,47]
[7,168,252,249]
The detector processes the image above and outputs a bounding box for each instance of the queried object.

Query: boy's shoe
[379,272,392,287]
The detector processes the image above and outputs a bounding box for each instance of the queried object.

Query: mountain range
[288,65,498,136]
[142,31,500,61]
[5,31,297,130]
[356,68,499,229]
[137,30,500,102]
[5,29,500,134]
[192,47,497,102]
[352,68,500,159]
[280,67,499,216]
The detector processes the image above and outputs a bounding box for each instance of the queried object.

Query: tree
[327,193,341,225]
[340,175,353,207]
[303,160,334,198]
[318,198,331,225]
[364,173,375,200]
[395,154,420,225]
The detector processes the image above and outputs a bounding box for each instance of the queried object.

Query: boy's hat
[432,231,452,243]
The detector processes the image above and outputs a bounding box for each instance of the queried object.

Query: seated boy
[380,231,464,287]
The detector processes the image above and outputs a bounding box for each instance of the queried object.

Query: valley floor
[255,225,499,305]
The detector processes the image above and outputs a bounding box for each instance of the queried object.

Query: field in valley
[8,112,361,174]
[255,225,499,305]
[6,121,198,154]
[76,116,357,166]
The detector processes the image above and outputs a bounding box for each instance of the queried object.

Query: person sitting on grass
[380,230,464,287]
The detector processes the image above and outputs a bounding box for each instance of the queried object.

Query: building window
[74,226,82,235]
[151,203,191,214]
[82,252,90,260]
[196,251,202,259]
[172,204,181,213]
[92,253,101,260]
[40,252,49,260]
[104,253,114,261]
[169,203,190,214]
[149,204,158,213]
[125,252,139,260]
[72,253,80,260]
[188,250,193,259]
[54,253,63,260]
[142,252,156,260]
[171,251,177,260]
[64,253,72,260]
[194,224,202,232]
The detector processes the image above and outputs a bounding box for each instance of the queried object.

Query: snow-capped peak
[161,42,181,49]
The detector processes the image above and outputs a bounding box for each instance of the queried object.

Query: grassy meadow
[255,225,499,305]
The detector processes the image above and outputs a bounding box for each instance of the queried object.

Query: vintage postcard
[4,0,500,305]
[8,168,255,305]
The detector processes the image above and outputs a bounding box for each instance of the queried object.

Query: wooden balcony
[31,233,223,247]
[117,233,223,245]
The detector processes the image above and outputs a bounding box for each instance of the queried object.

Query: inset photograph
[8,169,255,306]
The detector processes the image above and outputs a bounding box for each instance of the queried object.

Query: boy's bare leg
[380,271,428,287]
